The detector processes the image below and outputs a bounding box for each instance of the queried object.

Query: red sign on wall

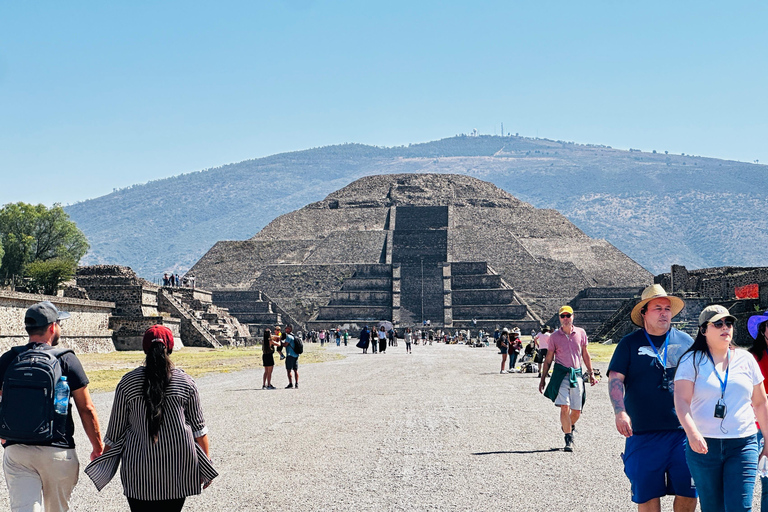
[735,283,759,299]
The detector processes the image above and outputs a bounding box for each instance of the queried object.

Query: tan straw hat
[630,284,685,327]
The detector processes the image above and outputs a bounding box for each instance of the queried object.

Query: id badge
[714,400,726,419]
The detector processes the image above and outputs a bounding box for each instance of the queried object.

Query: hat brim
[57,311,71,321]
[748,314,768,339]
[706,312,736,326]
[630,295,685,327]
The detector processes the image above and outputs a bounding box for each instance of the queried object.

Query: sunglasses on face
[710,319,734,329]
[560,313,572,318]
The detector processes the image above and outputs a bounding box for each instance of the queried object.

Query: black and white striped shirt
[98,367,216,500]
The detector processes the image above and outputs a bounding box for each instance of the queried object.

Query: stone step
[328,291,392,305]
[341,278,392,291]
[452,305,528,320]
[575,298,630,310]
[452,289,517,305]
[450,262,489,276]
[452,275,503,290]
[315,305,392,321]
[571,309,618,322]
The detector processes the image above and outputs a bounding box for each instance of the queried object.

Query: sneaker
[267,385,276,390]
[262,385,267,390]
[564,433,574,452]
[279,354,286,360]
[285,383,294,389]
[500,370,508,374]
[294,383,299,389]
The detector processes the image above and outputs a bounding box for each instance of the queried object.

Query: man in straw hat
[607,284,697,511]
[539,306,598,452]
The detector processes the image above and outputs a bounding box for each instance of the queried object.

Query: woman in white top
[674,305,768,512]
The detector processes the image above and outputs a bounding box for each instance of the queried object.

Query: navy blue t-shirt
[608,328,694,433]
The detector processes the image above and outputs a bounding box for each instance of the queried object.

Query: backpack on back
[0,346,73,443]
[292,336,304,355]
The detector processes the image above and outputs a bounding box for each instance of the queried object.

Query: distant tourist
[281,324,300,389]
[674,305,768,512]
[273,325,286,360]
[319,330,325,346]
[163,273,170,286]
[335,329,341,346]
[175,274,180,288]
[0,301,104,512]
[378,326,387,354]
[499,328,510,374]
[357,326,371,354]
[607,284,697,510]
[539,306,598,452]
[508,328,522,372]
[534,326,551,378]
[86,325,216,511]
[262,329,279,390]
[343,330,349,346]
[404,328,413,354]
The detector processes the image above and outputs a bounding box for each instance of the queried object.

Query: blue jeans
[685,434,758,512]
[758,431,767,512]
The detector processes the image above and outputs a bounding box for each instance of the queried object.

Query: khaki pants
[3,444,79,512]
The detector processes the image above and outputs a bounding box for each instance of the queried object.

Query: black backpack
[292,336,304,355]
[0,346,73,443]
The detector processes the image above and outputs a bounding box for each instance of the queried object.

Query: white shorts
[554,376,584,411]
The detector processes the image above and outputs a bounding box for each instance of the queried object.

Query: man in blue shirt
[608,284,697,512]
[282,324,300,389]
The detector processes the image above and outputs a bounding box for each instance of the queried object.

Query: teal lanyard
[706,349,730,399]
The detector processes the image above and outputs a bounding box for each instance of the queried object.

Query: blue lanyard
[706,349,730,399]
[643,330,669,368]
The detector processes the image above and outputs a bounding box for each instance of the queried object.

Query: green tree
[0,203,89,292]
[26,258,77,295]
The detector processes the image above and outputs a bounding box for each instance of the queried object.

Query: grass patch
[79,344,343,393]
[587,342,618,363]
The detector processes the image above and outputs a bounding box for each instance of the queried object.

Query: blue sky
[1,0,767,206]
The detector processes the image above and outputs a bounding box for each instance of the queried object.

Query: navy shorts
[623,430,697,504]
[285,356,298,371]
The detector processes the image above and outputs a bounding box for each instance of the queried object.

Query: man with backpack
[0,301,103,512]
[282,324,302,389]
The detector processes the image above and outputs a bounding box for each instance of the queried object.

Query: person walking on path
[607,284,697,511]
[498,328,510,374]
[674,305,768,512]
[404,328,413,354]
[508,328,522,372]
[282,325,300,389]
[86,325,216,512]
[539,306,598,452]
[747,309,768,511]
[535,326,551,378]
[378,326,387,354]
[262,329,279,390]
[358,326,371,354]
[0,301,104,512]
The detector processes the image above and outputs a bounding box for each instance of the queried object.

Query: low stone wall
[110,316,181,351]
[0,290,115,353]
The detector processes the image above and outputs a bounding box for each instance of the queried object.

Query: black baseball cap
[25,301,70,328]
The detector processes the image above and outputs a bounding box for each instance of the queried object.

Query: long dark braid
[143,341,173,443]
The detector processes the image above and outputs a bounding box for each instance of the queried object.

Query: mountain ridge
[64,134,768,278]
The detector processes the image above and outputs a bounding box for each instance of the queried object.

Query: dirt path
[0,341,750,510]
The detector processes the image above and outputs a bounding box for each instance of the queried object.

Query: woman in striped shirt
[89,325,217,512]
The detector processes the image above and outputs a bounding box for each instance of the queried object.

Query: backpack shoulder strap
[46,348,74,360]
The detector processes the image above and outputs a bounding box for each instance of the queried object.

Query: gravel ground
[0,342,761,511]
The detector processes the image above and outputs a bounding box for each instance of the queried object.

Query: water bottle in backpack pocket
[0,347,73,443]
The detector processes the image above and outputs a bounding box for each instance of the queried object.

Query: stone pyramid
[189,174,652,330]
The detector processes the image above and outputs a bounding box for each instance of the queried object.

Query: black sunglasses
[710,319,734,329]
[559,313,572,318]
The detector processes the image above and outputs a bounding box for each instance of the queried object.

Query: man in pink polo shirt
[538,305,598,452]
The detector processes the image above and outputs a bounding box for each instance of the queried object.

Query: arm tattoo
[609,376,626,414]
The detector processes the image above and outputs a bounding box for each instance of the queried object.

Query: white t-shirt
[535,332,551,350]
[675,348,763,438]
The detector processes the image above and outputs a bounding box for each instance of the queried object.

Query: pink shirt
[548,327,588,369]
[535,332,551,350]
